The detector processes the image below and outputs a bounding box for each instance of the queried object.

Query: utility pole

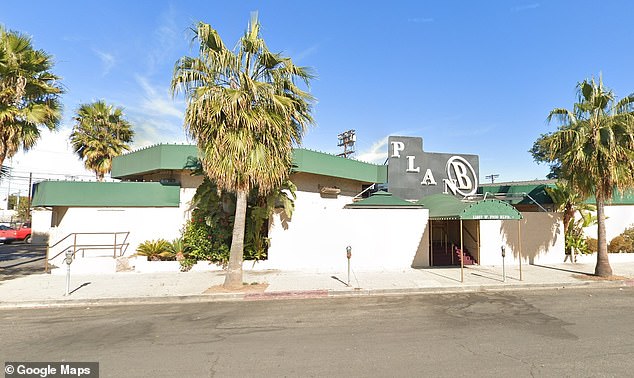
[5,165,11,211]
[27,172,32,219]
[337,130,356,158]
[485,174,499,184]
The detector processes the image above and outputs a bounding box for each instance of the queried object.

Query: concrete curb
[328,279,631,298]
[1,278,632,309]
[0,293,246,309]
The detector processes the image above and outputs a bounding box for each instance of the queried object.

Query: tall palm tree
[70,100,134,181]
[0,26,63,169]
[534,76,634,276]
[171,14,315,288]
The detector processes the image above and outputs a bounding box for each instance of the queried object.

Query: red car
[0,223,32,244]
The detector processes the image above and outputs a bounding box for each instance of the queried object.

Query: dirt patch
[204,283,269,294]
[572,274,631,281]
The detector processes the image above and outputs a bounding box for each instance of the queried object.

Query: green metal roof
[111,144,199,179]
[584,190,634,205]
[292,148,387,184]
[345,191,423,208]
[478,182,555,205]
[417,193,522,220]
[32,181,181,207]
[111,144,387,184]
[479,180,634,206]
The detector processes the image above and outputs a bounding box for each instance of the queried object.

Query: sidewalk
[2,262,634,308]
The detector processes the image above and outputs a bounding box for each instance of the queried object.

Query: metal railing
[45,232,130,272]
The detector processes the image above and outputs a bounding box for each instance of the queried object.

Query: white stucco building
[35,136,622,274]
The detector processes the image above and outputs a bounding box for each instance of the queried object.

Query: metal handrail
[45,232,130,272]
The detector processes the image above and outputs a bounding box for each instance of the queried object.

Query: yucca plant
[135,239,174,261]
[168,238,185,261]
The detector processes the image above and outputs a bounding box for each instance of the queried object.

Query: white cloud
[146,4,183,74]
[356,136,389,164]
[7,127,96,184]
[115,75,187,147]
[294,44,319,63]
[93,49,116,76]
[408,17,435,24]
[135,75,185,119]
[129,115,189,148]
[445,125,493,137]
[511,3,540,12]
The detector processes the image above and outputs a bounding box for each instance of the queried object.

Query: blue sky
[4,0,634,187]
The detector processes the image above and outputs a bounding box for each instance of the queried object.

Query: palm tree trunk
[594,194,612,277]
[224,189,247,288]
[0,147,7,170]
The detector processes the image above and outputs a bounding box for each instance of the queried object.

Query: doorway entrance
[429,220,479,266]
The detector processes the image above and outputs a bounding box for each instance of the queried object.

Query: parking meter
[65,250,74,265]
[346,246,352,287]
[64,250,73,296]
[501,246,506,282]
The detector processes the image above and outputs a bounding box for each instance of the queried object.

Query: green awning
[478,182,555,205]
[345,190,423,209]
[32,181,181,207]
[417,193,522,220]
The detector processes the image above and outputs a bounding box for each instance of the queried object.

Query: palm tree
[70,100,134,181]
[171,14,315,288]
[534,76,634,276]
[0,26,63,169]
[545,180,595,261]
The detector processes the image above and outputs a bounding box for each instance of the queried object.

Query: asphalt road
[2,287,634,377]
[0,243,46,281]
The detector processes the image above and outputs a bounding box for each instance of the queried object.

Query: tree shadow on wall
[500,213,562,264]
[411,223,430,268]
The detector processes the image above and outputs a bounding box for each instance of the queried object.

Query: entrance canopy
[417,194,522,220]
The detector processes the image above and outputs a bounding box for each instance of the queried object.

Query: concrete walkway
[1,262,634,308]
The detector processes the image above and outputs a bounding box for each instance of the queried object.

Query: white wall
[42,187,197,266]
[479,212,565,265]
[31,208,52,245]
[267,175,429,272]
[582,205,634,242]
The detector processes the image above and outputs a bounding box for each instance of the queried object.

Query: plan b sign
[387,136,479,200]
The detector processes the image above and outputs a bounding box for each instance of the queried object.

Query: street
[1,287,634,377]
[0,243,46,282]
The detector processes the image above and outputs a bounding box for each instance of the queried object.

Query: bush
[135,239,175,261]
[182,208,231,266]
[607,225,634,253]
[169,238,185,261]
[178,176,292,269]
[608,235,630,253]
[586,238,598,253]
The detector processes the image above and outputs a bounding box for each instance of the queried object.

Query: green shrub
[179,257,196,272]
[135,239,174,261]
[179,176,294,269]
[169,238,185,260]
[182,208,231,266]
